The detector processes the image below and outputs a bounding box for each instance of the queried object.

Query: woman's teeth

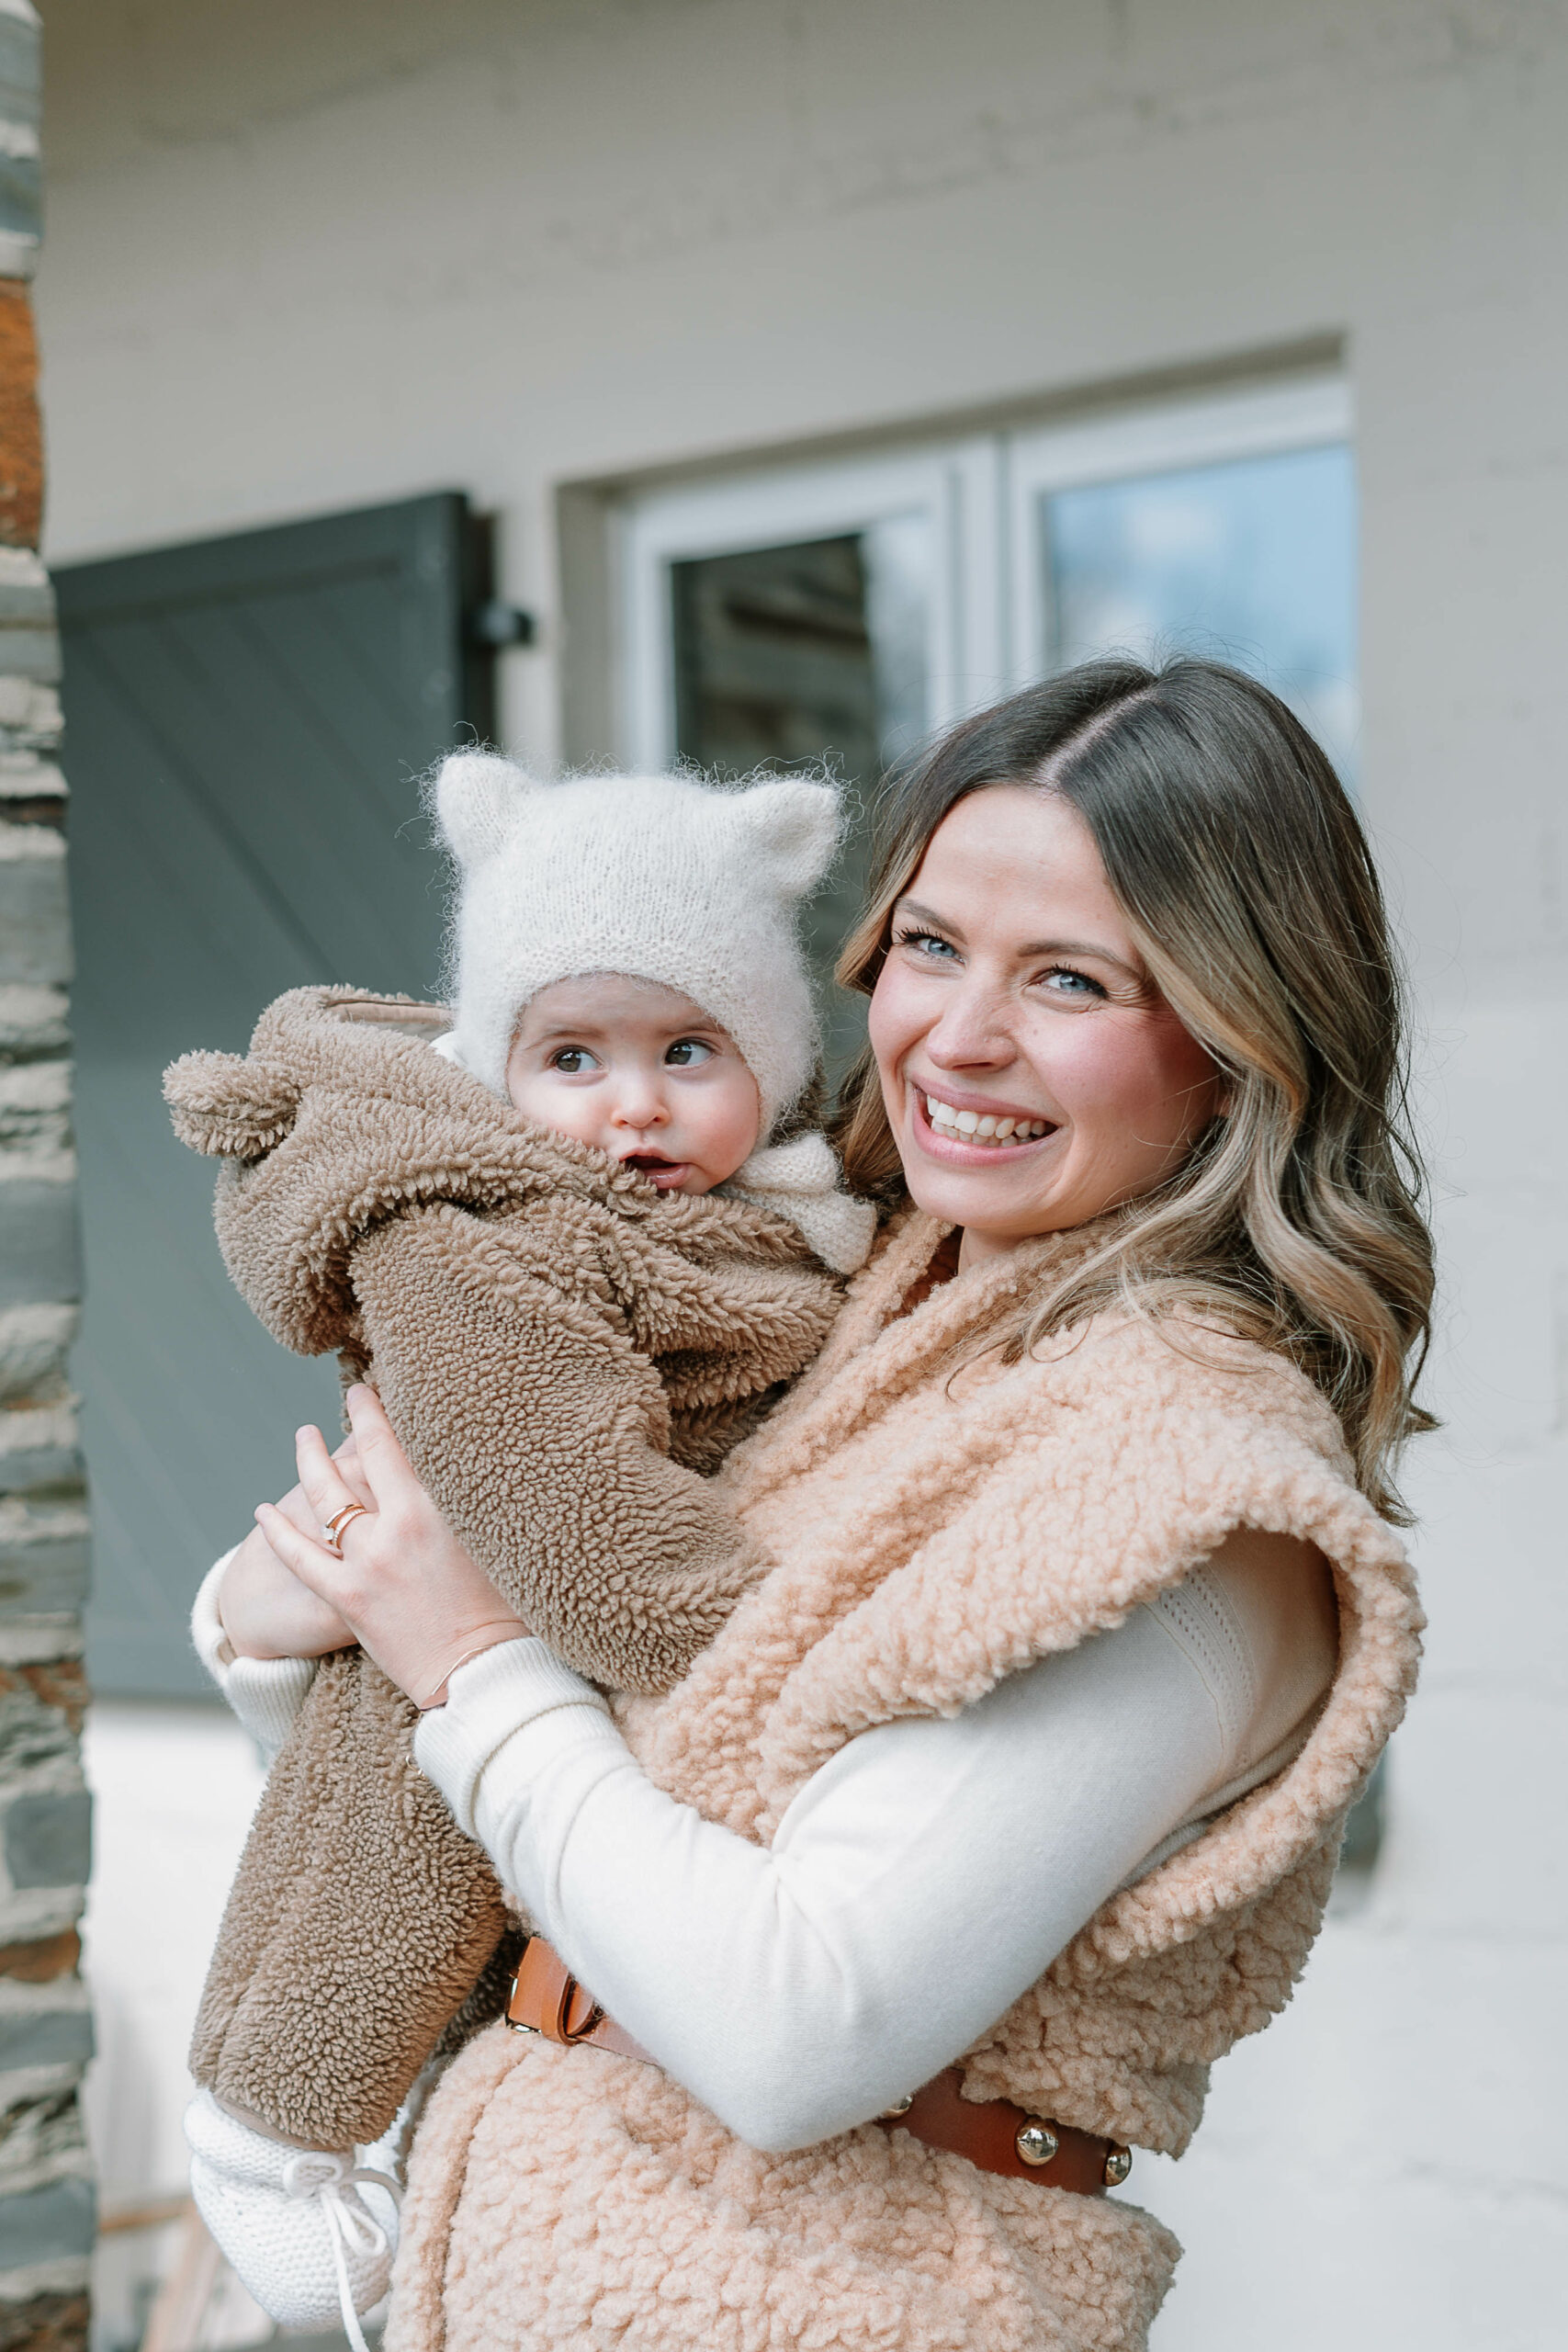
[922,1094,1051,1147]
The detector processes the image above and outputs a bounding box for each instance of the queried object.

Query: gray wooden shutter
[57,493,493,1696]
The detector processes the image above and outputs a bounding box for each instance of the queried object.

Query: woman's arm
[260,1401,1333,2153]
[414,1534,1331,2152]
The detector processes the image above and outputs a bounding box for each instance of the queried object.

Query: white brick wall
[33,3,1568,2342]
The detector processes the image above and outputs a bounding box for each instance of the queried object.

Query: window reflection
[1043,442,1358,782]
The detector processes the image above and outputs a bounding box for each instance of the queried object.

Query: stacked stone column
[0,6,95,2346]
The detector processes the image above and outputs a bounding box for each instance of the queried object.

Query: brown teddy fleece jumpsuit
[165,985,851,2153]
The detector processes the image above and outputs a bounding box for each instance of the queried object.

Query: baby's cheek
[690,1073,763,1183]
[507,1079,601,1150]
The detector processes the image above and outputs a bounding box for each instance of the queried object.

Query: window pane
[1043,443,1358,780]
[671,524,931,1088]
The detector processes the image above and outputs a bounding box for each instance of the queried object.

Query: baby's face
[504,974,761,1194]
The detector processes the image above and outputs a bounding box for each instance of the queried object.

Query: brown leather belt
[506,1936,1130,2197]
[506,1931,654,2064]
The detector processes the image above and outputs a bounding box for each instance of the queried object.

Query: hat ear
[734,775,841,898]
[433,751,540,870]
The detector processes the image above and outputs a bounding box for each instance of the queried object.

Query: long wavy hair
[833,658,1436,1523]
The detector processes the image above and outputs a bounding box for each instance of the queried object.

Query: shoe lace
[281,2150,402,2352]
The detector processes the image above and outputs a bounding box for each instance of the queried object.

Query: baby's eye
[665,1038,715,1068]
[549,1046,600,1074]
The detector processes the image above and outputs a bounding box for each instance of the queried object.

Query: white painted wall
[34,3,1568,2344]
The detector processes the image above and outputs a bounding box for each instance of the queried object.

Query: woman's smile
[908,1081,1059,1159]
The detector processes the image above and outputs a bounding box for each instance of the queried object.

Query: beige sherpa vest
[389,1211,1423,2352]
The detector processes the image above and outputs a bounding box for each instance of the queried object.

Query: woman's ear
[734,775,842,898]
[433,751,541,869]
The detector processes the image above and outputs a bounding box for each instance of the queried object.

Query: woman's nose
[923,983,1013,1068]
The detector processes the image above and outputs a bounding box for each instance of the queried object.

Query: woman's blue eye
[1040,967,1104,1001]
[665,1038,715,1067]
[894,926,959,960]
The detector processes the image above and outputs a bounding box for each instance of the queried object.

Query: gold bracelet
[418,1626,528,1711]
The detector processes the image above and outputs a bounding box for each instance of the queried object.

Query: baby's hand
[220,1445,364,1659]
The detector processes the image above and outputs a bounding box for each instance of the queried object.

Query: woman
[214,658,1431,2351]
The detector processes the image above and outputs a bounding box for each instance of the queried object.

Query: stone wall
[0,6,93,2345]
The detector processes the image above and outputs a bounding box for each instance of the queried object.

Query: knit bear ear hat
[433,752,841,1136]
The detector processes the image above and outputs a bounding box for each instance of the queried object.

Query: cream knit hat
[433,752,841,1135]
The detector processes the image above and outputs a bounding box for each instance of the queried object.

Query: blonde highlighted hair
[834,658,1436,1522]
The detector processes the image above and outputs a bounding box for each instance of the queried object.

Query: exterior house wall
[0,6,94,2346]
[32,3,1568,2345]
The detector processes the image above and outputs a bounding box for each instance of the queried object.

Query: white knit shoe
[185,2090,400,2350]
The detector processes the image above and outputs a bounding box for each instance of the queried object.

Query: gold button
[1015,2120,1059,2167]
[879,2093,914,2118]
[1103,2143,1133,2186]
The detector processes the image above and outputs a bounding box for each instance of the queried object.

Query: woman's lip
[908,1089,1058,1163]
[907,1078,1055,1125]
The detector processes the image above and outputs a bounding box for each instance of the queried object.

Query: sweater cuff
[413,1639,609,1838]
[191,1549,319,1759]
[191,1549,240,1679]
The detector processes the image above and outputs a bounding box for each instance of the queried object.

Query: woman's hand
[220,1445,366,1660]
[254,1385,528,1709]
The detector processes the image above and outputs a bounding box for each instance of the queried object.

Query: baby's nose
[615,1088,668,1128]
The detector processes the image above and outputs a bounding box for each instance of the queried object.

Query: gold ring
[321,1501,368,1549]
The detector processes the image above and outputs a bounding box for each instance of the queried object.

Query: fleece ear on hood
[164,1051,300,1161]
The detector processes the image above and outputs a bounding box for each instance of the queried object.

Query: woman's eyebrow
[1021,936,1139,973]
[894,897,962,936]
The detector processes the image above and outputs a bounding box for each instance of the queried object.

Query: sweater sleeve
[191,1551,320,1761]
[415,1548,1331,2153]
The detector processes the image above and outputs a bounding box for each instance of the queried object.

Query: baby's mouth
[622,1151,690,1188]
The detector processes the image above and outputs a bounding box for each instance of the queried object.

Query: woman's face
[868,784,1224,1266]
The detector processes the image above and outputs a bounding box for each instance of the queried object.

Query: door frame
[615,440,1005,770]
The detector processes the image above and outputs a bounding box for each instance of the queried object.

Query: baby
[169,755,874,2312]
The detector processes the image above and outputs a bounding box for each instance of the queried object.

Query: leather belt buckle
[507,1934,602,2044]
